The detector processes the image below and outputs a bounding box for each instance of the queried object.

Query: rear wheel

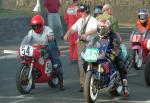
[16,65,33,94]
[133,49,142,70]
[48,76,59,88]
[84,71,99,103]
[144,57,150,86]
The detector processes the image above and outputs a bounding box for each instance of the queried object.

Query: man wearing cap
[64,0,81,64]
[64,4,98,92]
[94,5,103,18]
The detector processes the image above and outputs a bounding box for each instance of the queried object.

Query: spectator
[96,4,119,33]
[64,0,81,63]
[44,0,64,39]
[64,4,98,92]
[94,5,103,18]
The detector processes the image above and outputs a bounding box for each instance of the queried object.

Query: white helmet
[97,19,111,37]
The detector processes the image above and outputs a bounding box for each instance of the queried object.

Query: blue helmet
[94,5,102,14]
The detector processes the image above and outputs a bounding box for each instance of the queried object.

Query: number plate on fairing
[20,45,33,57]
[83,48,99,62]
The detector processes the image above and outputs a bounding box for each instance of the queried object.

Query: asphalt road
[0,26,150,103]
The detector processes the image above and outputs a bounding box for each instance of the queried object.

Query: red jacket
[136,18,150,33]
[64,3,81,29]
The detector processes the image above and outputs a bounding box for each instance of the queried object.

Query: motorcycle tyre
[16,65,32,94]
[144,57,150,86]
[84,71,98,103]
[133,50,142,70]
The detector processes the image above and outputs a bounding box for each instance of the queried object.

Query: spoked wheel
[84,71,99,103]
[16,65,33,94]
[144,57,150,86]
[133,49,142,70]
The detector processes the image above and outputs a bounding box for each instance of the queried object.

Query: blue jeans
[47,13,64,37]
[47,40,63,74]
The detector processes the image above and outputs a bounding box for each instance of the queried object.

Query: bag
[79,16,91,41]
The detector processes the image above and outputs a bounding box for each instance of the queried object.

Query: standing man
[64,0,81,63]
[96,4,119,33]
[64,4,98,92]
[44,0,64,39]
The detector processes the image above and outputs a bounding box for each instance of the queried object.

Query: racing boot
[122,79,129,97]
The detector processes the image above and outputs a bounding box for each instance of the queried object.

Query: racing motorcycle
[16,44,60,94]
[142,30,150,86]
[130,27,144,70]
[81,36,131,103]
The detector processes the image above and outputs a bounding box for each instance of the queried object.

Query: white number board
[20,45,34,57]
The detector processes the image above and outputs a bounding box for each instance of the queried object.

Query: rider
[136,8,150,34]
[136,8,150,63]
[95,19,129,97]
[21,15,64,91]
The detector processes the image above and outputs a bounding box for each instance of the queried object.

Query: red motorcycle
[143,30,150,86]
[130,28,144,70]
[16,44,60,94]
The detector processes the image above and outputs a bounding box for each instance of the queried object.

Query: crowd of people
[21,0,150,97]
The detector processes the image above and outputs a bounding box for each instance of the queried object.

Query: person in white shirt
[64,4,98,92]
[21,15,64,91]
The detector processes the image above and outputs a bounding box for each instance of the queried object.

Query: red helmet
[31,15,44,33]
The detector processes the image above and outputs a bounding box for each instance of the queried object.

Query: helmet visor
[97,26,109,36]
[31,24,42,30]
[138,13,148,20]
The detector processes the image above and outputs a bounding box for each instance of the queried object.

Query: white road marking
[127,73,137,77]
[3,50,18,54]
[49,97,150,103]
[0,54,18,60]
[10,98,33,103]
[0,95,34,103]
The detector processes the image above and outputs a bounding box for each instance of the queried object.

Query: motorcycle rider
[136,8,150,63]
[136,8,150,34]
[93,19,129,97]
[21,15,64,91]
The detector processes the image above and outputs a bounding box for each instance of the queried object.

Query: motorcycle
[130,27,144,70]
[142,30,150,86]
[81,36,131,103]
[16,44,60,94]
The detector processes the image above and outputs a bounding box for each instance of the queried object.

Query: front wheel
[133,49,142,70]
[16,65,33,94]
[84,71,99,103]
[144,57,150,86]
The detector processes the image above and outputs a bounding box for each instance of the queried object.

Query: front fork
[28,59,34,79]
[87,63,103,80]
